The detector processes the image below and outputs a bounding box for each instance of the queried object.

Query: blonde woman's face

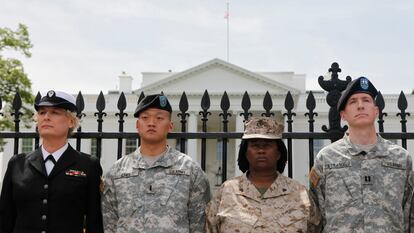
[36,107,74,140]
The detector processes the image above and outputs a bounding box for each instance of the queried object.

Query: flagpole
[226,1,229,62]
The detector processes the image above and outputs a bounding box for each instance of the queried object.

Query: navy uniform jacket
[0,145,104,233]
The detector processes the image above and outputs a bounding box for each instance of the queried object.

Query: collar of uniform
[344,134,390,158]
[134,146,174,169]
[370,134,390,156]
[237,172,293,201]
[41,143,69,162]
[262,173,295,198]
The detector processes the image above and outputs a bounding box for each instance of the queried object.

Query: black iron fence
[1,63,413,182]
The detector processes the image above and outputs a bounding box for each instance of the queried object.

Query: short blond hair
[66,111,80,136]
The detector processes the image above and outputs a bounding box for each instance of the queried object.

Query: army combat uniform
[206,172,319,233]
[309,134,414,232]
[101,146,211,233]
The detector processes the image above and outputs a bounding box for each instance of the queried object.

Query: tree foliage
[0,24,34,149]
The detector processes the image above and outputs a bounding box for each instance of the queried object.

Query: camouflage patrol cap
[34,90,77,112]
[134,94,172,117]
[242,117,283,139]
[337,77,378,112]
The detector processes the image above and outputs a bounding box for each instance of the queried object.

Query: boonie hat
[337,77,378,112]
[134,94,172,118]
[242,117,284,139]
[34,90,77,112]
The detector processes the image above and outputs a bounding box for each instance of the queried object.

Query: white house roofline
[135,58,302,95]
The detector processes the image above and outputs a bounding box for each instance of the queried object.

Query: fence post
[283,91,295,178]
[318,62,350,141]
[178,92,189,153]
[11,93,23,155]
[219,91,231,182]
[76,91,86,151]
[397,91,410,149]
[94,91,107,159]
[199,90,211,171]
[116,92,127,159]
[305,91,317,169]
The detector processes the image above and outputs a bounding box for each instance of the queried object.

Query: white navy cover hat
[34,90,77,112]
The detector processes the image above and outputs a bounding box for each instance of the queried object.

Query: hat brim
[242,134,282,139]
[35,101,77,112]
[338,90,375,111]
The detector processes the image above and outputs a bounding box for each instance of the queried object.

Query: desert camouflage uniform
[206,172,320,233]
[102,146,211,233]
[309,134,414,232]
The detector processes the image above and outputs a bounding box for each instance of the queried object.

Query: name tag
[325,161,352,169]
[114,172,138,179]
[166,169,190,175]
[382,161,406,170]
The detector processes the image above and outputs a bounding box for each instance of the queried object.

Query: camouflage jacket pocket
[217,205,258,232]
[326,171,360,210]
[113,173,142,218]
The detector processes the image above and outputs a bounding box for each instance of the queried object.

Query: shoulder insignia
[309,167,320,187]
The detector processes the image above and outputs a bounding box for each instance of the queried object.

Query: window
[22,138,33,153]
[175,138,187,153]
[313,139,326,156]
[90,138,97,157]
[216,139,223,161]
[125,138,137,155]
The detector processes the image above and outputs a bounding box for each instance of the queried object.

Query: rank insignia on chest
[362,175,374,185]
[65,169,87,177]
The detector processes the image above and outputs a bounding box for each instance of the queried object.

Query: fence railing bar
[3,132,414,140]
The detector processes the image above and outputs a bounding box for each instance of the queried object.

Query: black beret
[134,94,172,117]
[34,90,77,112]
[337,77,378,111]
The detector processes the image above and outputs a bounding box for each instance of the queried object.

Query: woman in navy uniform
[0,90,103,233]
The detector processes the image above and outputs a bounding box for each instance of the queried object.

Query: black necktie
[45,154,56,165]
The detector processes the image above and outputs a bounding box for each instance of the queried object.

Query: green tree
[0,23,34,150]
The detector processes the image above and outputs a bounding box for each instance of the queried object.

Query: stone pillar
[187,112,199,163]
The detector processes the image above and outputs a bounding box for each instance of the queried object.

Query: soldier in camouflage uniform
[101,94,211,233]
[206,117,320,232]
[309,77,414,232]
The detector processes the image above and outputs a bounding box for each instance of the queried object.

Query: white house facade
[2,58,414,189]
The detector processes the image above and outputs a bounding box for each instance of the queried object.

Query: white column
[234,112,245,176]
[187,112,199,163]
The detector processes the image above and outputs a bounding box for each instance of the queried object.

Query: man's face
[136,108,173,144]
[340,93,379,128]
[36,107,73,140]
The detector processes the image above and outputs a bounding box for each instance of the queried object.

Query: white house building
[1,58,414,189]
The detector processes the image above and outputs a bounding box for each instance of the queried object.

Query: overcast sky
[1,0,413,95]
